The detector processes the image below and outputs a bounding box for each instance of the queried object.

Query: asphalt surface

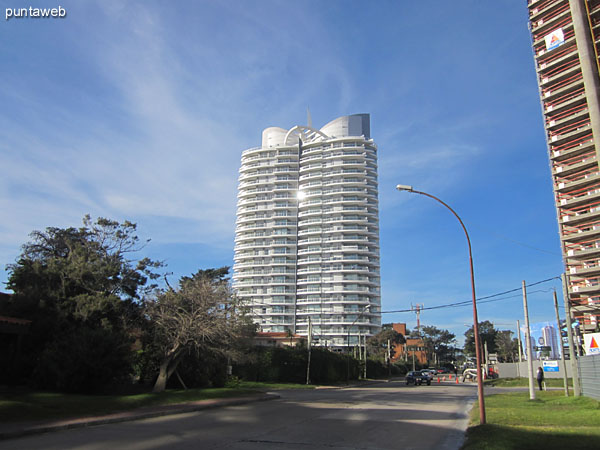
[0,379,478,449]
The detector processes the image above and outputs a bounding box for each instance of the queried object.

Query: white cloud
[0,0,362,283]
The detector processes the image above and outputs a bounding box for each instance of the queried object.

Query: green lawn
[485,377,572,388]
[0,381,313,423]
[462,391,600,449]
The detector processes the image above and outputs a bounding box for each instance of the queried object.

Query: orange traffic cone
[456,376,459,384]
[437,376,440,383]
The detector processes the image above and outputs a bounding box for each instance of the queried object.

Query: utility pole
[516,320,522,378]
[306,317,312,385]
[387,339,391,378]
[358,330,362,378]
[412,303,424,367]
[484,341,489,377]
[363,334,367,379]
[522,280,536,400]
[561,273,581,396]
[517,320,523,362]
[553,290,569,397]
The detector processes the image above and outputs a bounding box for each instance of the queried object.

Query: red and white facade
[528,0,600,331]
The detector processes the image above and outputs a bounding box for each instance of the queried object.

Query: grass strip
[0,381,312,423]
[485,377,572,388]
[462,390,600,450]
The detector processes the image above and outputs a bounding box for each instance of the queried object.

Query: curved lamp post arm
[396,185,486,425]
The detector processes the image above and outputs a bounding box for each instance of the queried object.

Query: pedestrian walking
[536,366,544,391]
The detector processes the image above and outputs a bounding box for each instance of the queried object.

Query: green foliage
[166,349,229,389]
[310,348,355,383]
[495,330,518,362]
[34,326,134,393]
[365,359,394,378]
[1,216,161,392]
[366,327,405,361]
[144,268,255,392]
[224,375,243,388]
[234,346,356,384]
[391,361,411,376]
[419,325,456,364]
[464,320,498,358]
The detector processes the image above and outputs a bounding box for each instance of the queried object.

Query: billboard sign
[545,28,565,51]
[542,361,559,372]
[521,321,561,360]
[583,333,600,355]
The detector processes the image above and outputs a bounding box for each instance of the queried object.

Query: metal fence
[579,354,600,401]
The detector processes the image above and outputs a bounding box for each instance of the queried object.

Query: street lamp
[396,184,486,425]
[346,304,371,383]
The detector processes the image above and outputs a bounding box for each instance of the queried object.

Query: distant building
[524,336,539,361]
[253,332,302,348]
[542,325,560,359]
[389,323,428,365]
[526,0,600,332]
[233,114,382,351]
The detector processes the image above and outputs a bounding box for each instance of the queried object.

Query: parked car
[405,371,428,385]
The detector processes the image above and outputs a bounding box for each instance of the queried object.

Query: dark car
[405,371,423,385]
[405,371,432,386]
[419,369,433,385]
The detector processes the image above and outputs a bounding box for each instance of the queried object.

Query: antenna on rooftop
[307,107,313,128]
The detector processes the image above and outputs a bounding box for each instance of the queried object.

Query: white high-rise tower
[233,114,381,350]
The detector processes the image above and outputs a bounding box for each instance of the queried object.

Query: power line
[381,276,561,314]
[236,276,563,316]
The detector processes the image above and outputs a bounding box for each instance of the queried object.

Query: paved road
[2,381,477,450]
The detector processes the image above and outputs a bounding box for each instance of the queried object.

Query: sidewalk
[0,393,279,441]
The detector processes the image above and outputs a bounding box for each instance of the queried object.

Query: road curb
[337,378,399,389]
[0,393,280,441]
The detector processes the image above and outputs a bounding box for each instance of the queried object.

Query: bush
[365,359,388,378]
[234,346,359,384]
[32,326,133,393]
[392,361,411,376]
[152,349,228,389]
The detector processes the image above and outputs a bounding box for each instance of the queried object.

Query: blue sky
[1,0,566,345]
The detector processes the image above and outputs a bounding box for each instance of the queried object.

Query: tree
[146,268,254,393]
[1,216,161,391]
[419,326,456,366]
[367,325,405,362]
[495,330,518,362]
[463,321,498,360]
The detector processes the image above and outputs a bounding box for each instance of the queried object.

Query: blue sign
[543,361,559,372]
